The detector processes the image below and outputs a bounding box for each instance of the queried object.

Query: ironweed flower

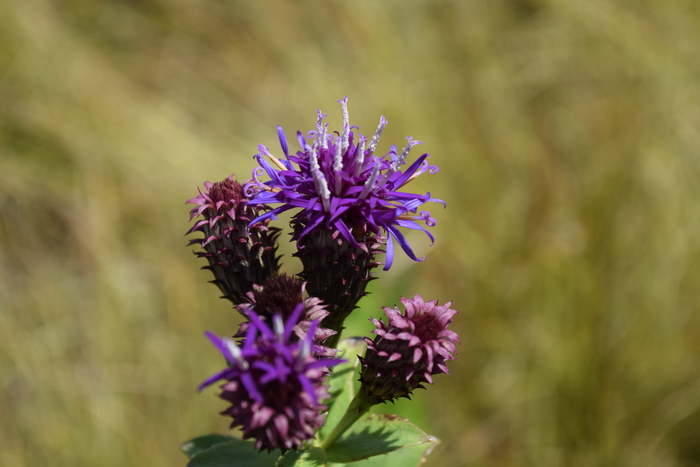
[359,295,459,405]
[246,98,443,326]
[199,307,345,453]
[246,97,442,269]
[187,176,280,305]
[236,273,337,357]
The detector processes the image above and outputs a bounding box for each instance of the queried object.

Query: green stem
[320,390,373,451]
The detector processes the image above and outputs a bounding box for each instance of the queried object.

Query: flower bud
[186,176,280,305]
[359,295,459,405]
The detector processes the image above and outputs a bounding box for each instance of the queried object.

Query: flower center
[411,312,442,342]
[209,178,246,205]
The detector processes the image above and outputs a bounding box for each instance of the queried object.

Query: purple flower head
[187,176,280,305]
[199,308,345,453]
[359,295,459,405]
[246,97,444,271]
[235,273,338,357]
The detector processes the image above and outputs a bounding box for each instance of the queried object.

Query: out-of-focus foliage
[2,1,700,466]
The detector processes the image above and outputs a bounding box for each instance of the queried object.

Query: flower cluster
[241,97,444,327]
[186,98,458,455]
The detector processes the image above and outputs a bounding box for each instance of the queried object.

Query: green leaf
[181,434,238,459]
[186,439,279,467]
[324,414,436,464]
[276,447,327,466]
[319,338,366,442]
[327,442,437,467]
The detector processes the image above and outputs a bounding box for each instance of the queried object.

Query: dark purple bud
[292,226,382,334]
[186,176,281,305]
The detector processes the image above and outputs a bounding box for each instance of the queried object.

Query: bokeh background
[2,1,700,466]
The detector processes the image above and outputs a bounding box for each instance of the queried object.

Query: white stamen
[354,137,366,177]
[273,315,285,341]
[310,146,331,211]
[316,110,328,149]
[358,158,381,201]
[332,131,344,194]
[391,137,421,172]
[379,137,422,186]
[367,116,387,157]
[300,335,311,359]
[332,101,349,195]
[340,97,350,152]
[333,133,343,172]
[223,338,248,370]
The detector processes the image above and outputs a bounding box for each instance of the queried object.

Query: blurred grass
[2,1,700,466]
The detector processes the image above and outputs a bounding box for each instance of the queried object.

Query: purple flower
[235,273,338,358]
[186,176,280,305]
[246,97,444,271]
[358,295,459,405]
[199,307,345,453]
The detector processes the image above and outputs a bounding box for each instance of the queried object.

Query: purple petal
[277,125,289,158]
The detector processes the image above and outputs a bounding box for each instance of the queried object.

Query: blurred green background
[2,1,700,466]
